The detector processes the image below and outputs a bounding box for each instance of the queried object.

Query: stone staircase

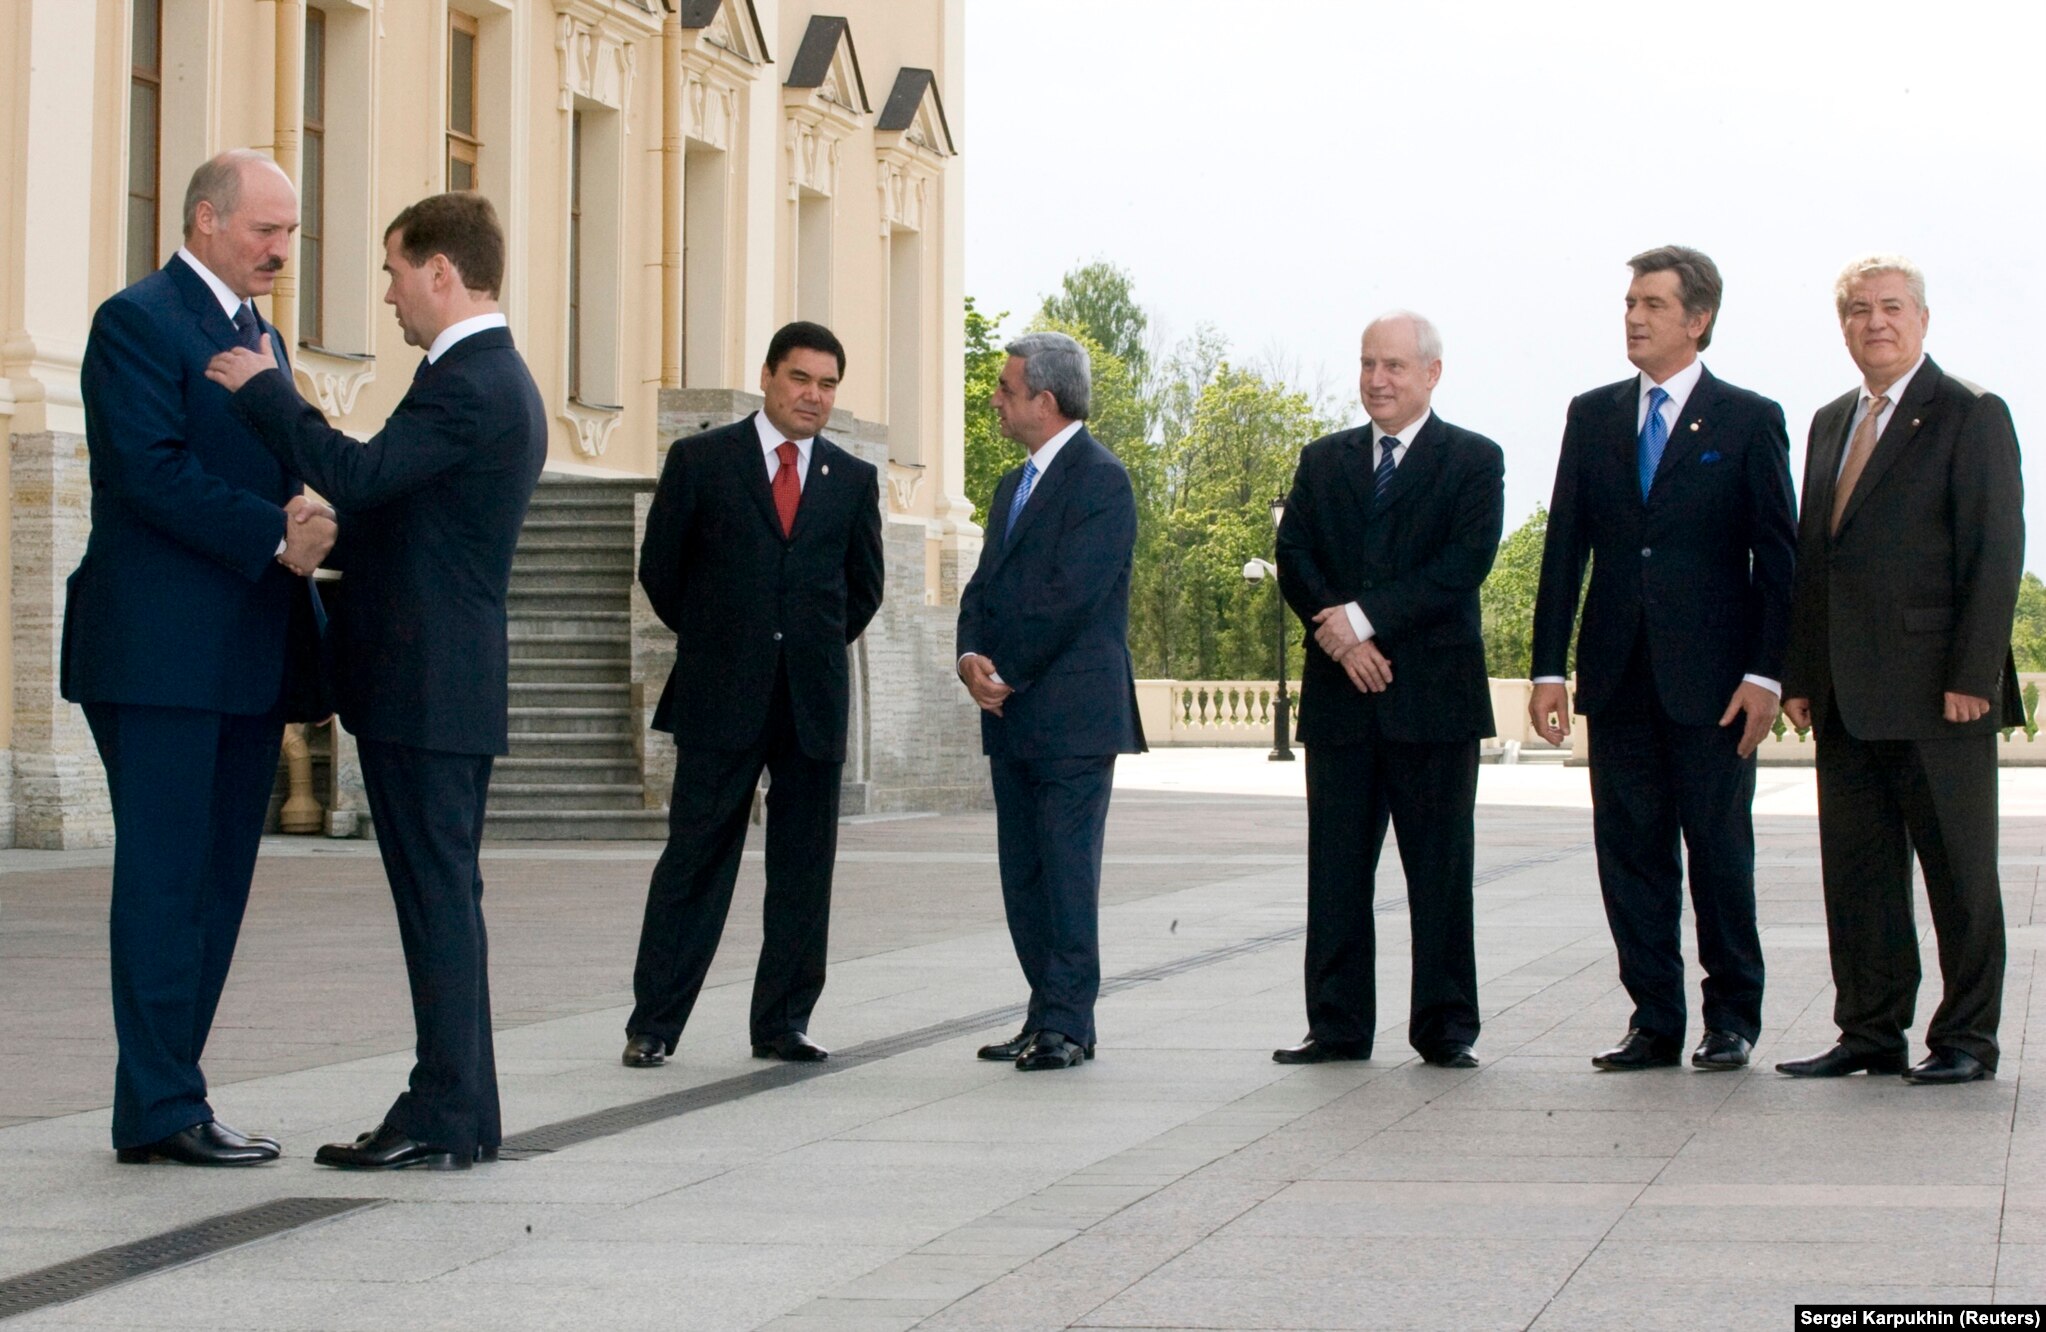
[484,475,667,840]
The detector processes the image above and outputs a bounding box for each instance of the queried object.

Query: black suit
[1532,367,1796,1045]
[1277,415,1504,1054]
[1784,357,2023,1068]
[628,414,884,1050]
[64,256,322,1150]
[957,428,1145,1047]
[232,325,547,1155]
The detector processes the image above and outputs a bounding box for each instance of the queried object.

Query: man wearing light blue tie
[957,332,1145,1072]
[1528,247,1798,1073]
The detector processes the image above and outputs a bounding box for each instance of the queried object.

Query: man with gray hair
[63,149,334,1165]
[1530,245,1797,1074]
[1777,256,2023,1085]
[957,331,1145,1071]
[1272,312,1504,1068]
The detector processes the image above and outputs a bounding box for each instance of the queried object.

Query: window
[888,228,925,464]
[567,109,582,400]
[300,8,326,345]
[447,11,480,191]
[796,191,831,325]
[126,0,163,286]
[681,144,727,387]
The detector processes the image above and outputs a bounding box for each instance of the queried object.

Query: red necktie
[771,440,801,537]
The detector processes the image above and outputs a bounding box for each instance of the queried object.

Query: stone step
[504,608,631,636]
[508,706,635,736]
[513,545,636,571]
[496,755,643,781]
[508,567,633,592]
[507,590,633,616]
[483,808,668,841]
[514,518,636,546]
[508,658,632,685]
[508,682,632,709]
[486,783,648,811]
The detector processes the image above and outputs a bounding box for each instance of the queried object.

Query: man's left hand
[1717,680,1781,759]
[204,334,277,393]
[1943,691,1992,724]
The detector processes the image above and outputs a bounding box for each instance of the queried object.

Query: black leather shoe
[752,1031,829,1062]
[1016,1031,1087,1070]
[1592,1029,1682,1070]
[474,1145,499,1163]
[116,1121,280,1166]
[1691,1030,1752,1071]
[622,1034,667,1068]
[977,1029,1033,1061]
[210,1120,282,1155]
[1273,1036,1370,1065]
[314,1122,470,1171]
[1419,1043,1479,1069]
[1902,1048,1993,1085]
[1774,1044,1908,1077]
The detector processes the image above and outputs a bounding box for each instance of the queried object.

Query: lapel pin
[821,464,830,476]
[1911,419,1920,428]
[1689,421,1701,432]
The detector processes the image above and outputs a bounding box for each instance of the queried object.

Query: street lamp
[1241,495,1295,762]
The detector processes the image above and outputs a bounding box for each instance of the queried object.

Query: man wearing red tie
[622,322,885,1068]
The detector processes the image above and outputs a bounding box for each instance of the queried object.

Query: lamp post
[1241,495,1295,762]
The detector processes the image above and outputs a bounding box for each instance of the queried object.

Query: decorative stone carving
[684,74,738,150]
[885,460,925,514]
[292,348,376,418]
[876,158,931,235]
[553,0,657,115]
[560,399,624,458]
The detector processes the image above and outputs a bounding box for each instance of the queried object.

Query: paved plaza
[1,751,2043,1330]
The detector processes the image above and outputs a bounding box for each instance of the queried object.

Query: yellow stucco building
[0,0,985,846]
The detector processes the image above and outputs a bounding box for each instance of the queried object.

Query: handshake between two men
[207,334,337,579]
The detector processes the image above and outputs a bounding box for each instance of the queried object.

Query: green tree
[1479,505,1549,679]
[2012,572,2046,670]
[960,296,1010,519]
[1039,260,1150,387]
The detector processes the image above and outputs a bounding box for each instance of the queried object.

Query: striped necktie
[1004,459,1038,544]
[1374,434,1398,500]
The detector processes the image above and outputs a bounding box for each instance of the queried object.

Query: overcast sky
[963,0,2046,566]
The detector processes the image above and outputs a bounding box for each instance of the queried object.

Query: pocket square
[1699,451,1722,464]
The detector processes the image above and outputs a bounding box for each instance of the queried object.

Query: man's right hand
[1529,681,1572,746]
[280,496,337,576]
[1782,697,1812,731]
[958,653,1013,717]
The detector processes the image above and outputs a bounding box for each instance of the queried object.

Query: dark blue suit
[63,254,319,1150]
[956,428,1145,1047]
[1532,367,1797,1044]
[231,325,546,1155]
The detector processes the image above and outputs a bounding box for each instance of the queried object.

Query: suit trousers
[1303,729,1480,1053]
[989,753,1116,1047]
[85,702,282,1148]
[628,665,843,1049]
[1815,701,2003,1067]
[1585,638,1765,1043]
[356,737,500,1154]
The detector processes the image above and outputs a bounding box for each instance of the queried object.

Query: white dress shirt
[175,247,246,322]
[427,311,508,364]
[1341,409,1432,643]
[1838,354,1928,479]
[1536,359,1778,698]
[753,410,814,488]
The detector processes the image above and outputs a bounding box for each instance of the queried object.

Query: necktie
[1004,458,1039,544]
[232,302,264,351]
[771,440,801,537]
[1637,386,1671,498]
[1829,394,1889,535]
[1374,435,1399,500]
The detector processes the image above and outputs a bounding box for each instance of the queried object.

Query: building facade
[0,0,988,847]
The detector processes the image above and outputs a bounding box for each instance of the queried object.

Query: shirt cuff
[958,652,1005,686]
[1742,674,1782,697]
[1344,602,1372,642]
[275,537,287,558]
[1532,676,1567,685]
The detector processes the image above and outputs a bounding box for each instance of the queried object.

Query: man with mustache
[65,149,333,1166]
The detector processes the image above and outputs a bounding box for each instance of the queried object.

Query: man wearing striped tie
[1776,257,2023,1086]
[1529,247,1797,1074]
[957,332,1145,1071]
[1270,313,1504,1069]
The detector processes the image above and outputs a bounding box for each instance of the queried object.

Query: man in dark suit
[1530,246,1797,1073]
[206,192,546,1168]
[65,150,333,1167]
[1271,312,1504,1069]
[1777,256,2023,1087]
[957,331,1145,1072]
[621,322,885,1069]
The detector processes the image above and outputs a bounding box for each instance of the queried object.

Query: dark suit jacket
[230,326,548,755]
[956,428,1146,760]
[1277,415,1505,746]
[1783,357,2024,739]
[638,414,885,762]
[1532,367,1798,726]
[62,255,326,719]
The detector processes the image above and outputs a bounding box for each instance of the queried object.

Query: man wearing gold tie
[1778,256,2025,1086]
